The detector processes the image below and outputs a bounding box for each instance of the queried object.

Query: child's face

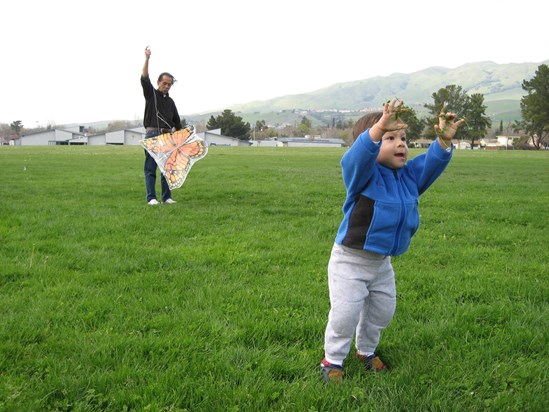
[377,129,408,169]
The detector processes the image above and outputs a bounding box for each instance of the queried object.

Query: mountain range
[190,60,548,127]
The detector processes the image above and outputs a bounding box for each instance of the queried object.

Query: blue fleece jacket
[335,128,452,256]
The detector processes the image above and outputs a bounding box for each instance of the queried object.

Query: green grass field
[1,146,548,411]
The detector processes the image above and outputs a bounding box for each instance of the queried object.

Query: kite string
[152,90,172,131]
[152,90,171,183]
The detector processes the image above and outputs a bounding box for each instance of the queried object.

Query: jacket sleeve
[341,129,380,196]
[408,140,453,195]
[141,75,154,99]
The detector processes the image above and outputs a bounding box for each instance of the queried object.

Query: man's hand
[142,46,151,77]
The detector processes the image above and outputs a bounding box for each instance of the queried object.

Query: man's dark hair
[157,72,176,84]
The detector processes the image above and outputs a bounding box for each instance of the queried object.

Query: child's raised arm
[435,109,465,150]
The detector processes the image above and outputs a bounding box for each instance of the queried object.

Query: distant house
[14,127,147,146]
[410,138,432,149]
[16,126,444,149]
[88,128,145,146]
[277,137,345,147]
[197,129,250,146]
[249,139,283,147]
[480,136,519,150]
[13,128,87,146]
[411,138,472,150]
[480,138,501,150]
[250,136,346,148]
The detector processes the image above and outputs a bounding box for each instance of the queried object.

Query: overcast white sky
[1,0,547,127]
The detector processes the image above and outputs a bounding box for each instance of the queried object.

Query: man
[141,46,182,205]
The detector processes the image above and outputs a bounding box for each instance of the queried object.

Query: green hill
[191,60,548,127]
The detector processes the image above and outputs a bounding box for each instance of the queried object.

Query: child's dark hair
[352,112,383,143]
[157,72,176,84]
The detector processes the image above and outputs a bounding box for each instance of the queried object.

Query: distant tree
[397,106,423,142]
[190,119,207,133]
[461,93,492,149]
[424,85,468,140]
[424,86,491,148]
[207,109,251,140]
[106,120,134,132]
[499,120,504,135]
[335,118,354,130]
[10,120,23,136]
[252,120,269,140]
[255,120,267,132]
[518,64,549,150]
[0,123,12,144]
[295,116,312,136]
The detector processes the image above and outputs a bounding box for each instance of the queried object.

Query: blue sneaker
[356,352,388,372]
[320,358,344,382]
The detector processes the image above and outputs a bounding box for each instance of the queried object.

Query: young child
[320,99,464,382]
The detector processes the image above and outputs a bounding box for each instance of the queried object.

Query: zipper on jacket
[390,169,406,255]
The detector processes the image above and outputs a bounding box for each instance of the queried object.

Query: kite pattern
[140,125,208,189]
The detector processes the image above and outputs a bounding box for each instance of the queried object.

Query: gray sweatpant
[323,243,396,365]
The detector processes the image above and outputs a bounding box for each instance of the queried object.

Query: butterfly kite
[140,125,208,189]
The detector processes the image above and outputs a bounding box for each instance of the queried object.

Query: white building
[480,136,519,150]
[14,127,147,146]
[88,128,146,145]
[13,128,88,146]
[14,125,265,147]
[278,137,345,147]
[197,129,250,146]
[249,140,283,147]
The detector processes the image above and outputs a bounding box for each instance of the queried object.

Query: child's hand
[377,99,408,133]
[434,109,465,140]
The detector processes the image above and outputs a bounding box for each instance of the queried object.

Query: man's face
[157,75,173,94]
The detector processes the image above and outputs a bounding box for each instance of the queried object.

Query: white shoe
[164,198,177,204]
[148,199,159,205]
